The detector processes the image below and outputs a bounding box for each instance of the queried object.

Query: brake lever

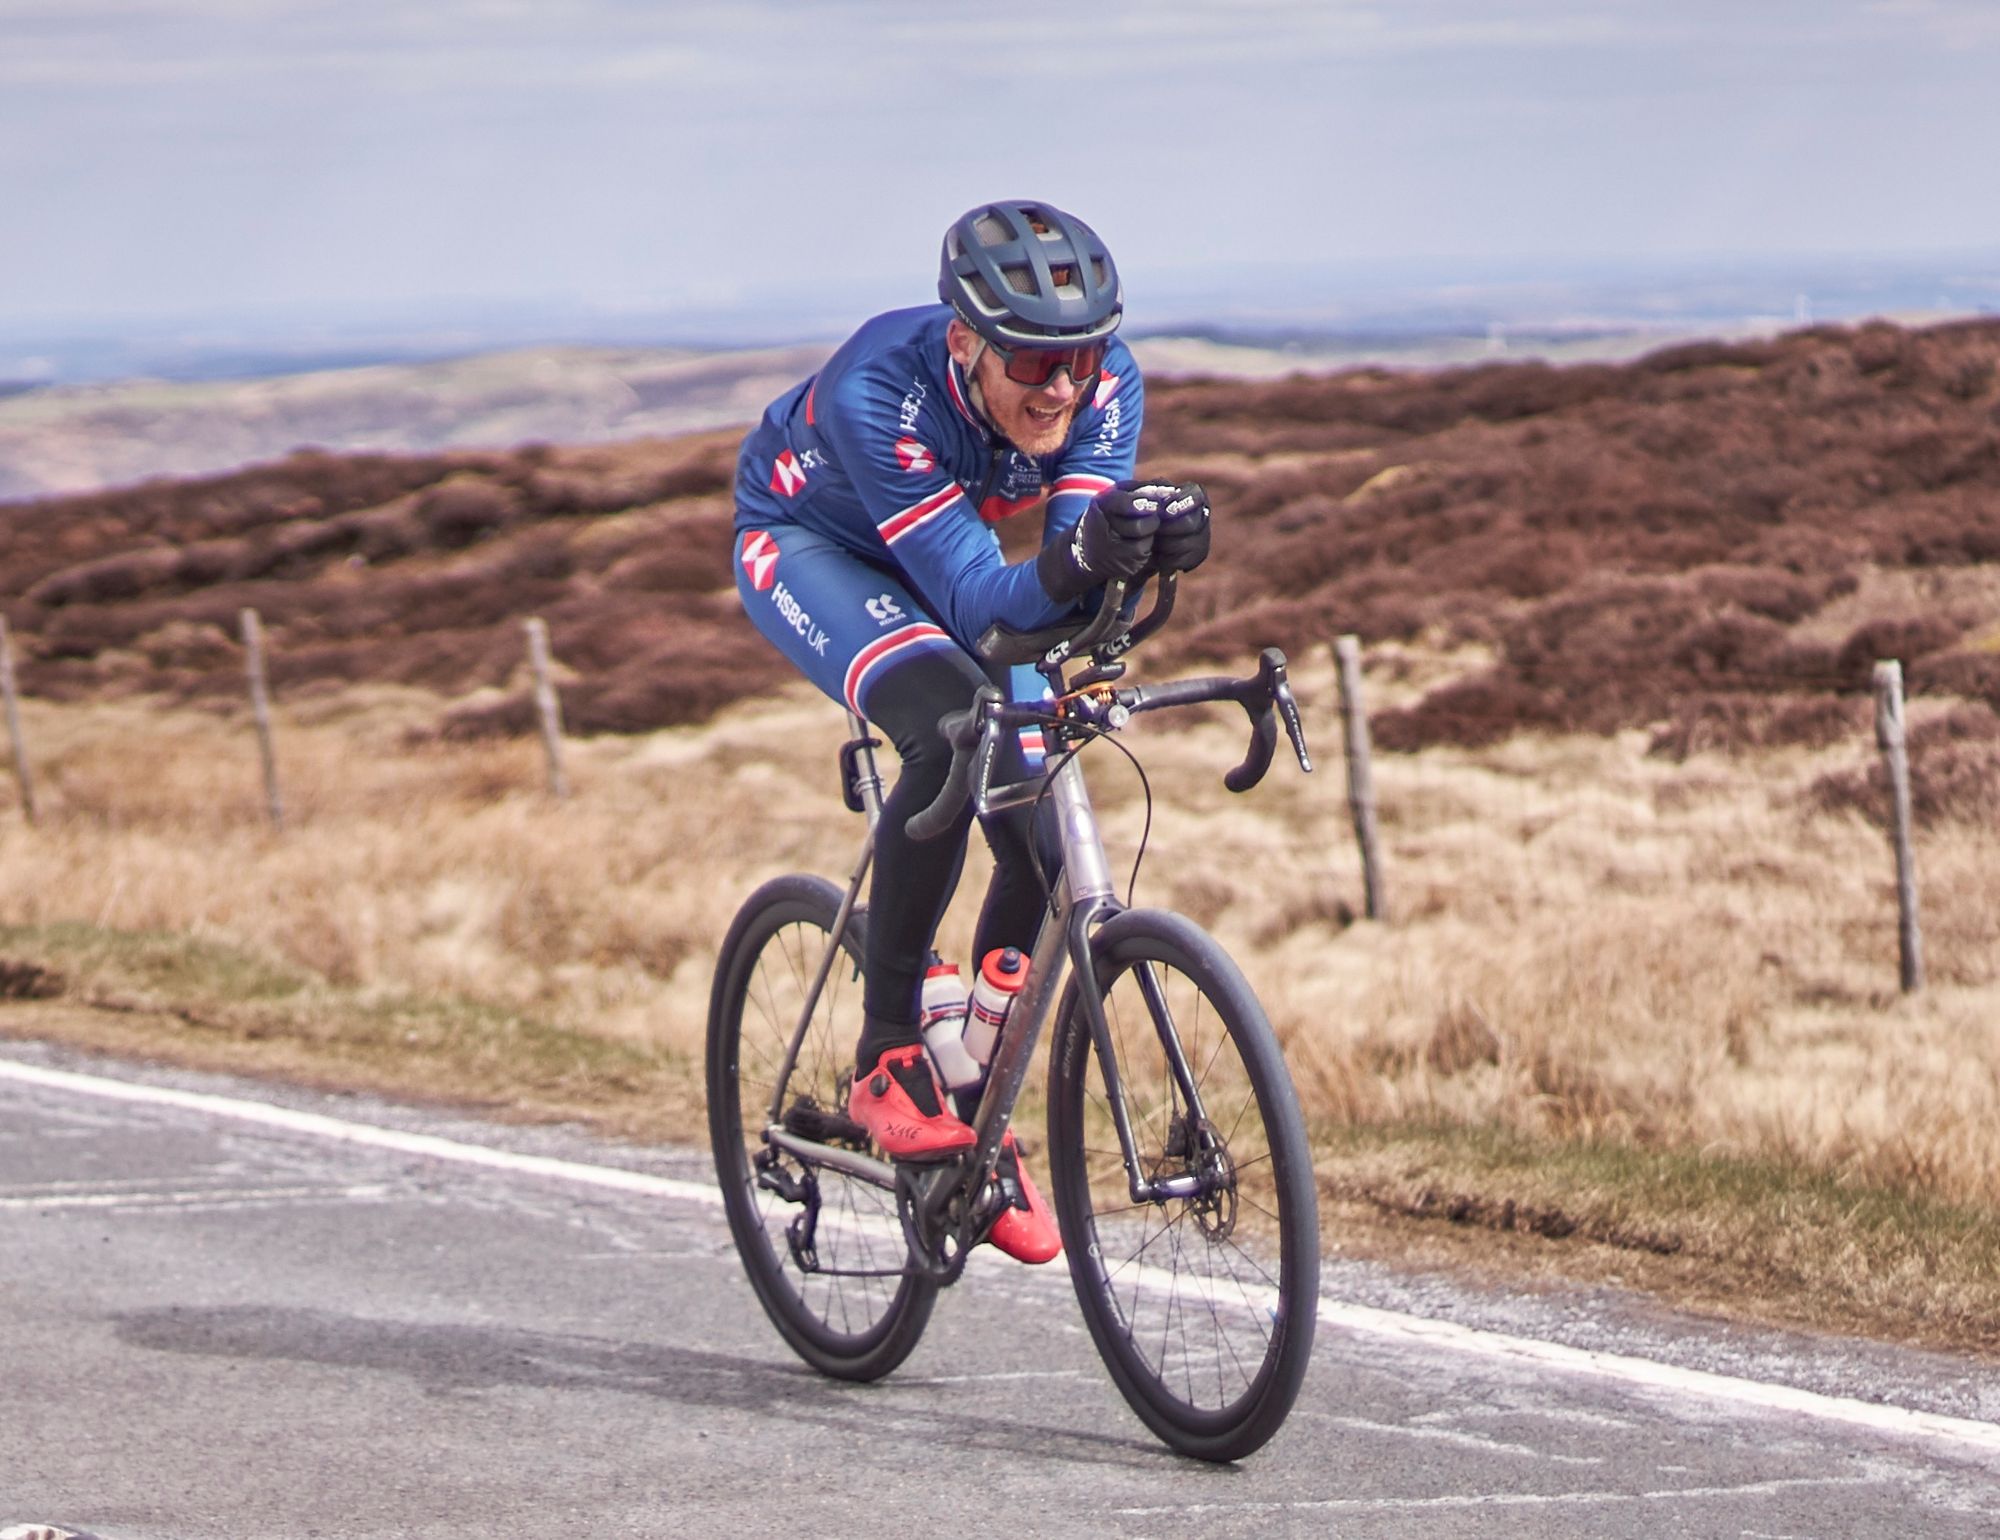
[1264,648,1314,773]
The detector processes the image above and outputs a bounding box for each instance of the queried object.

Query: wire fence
[2,613,1994,997]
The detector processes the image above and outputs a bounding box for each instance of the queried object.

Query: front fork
[1067,913,1220,1206]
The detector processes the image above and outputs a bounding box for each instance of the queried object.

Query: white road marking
[1298,1410,1600,1464]
[4,1053,2000,1459]
[0,1182,393,1212]
[1111,1475,1876,1516]
[895,1368,1091,1385]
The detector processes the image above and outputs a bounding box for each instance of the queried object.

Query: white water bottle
[963,947,1027,1067]
[919,957,983,1090]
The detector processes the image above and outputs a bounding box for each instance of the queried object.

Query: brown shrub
[1373,672,1569,751]
[7,316,2000,779]
[1835,615,1969,684]
[417,475,520,547]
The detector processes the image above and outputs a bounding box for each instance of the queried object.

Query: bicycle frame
[761,705,1217,1219]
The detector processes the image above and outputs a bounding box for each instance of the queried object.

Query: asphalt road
[2,1042,1996,1539]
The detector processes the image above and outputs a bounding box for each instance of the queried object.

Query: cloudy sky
[3,0,1997,342]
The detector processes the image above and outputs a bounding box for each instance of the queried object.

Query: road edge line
[6,1052,1999,1457]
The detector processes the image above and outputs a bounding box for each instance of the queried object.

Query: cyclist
[730,200,1211,1262]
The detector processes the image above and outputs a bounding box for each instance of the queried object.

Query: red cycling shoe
[988,1130,1061,1264]
[848,1044,977,1161]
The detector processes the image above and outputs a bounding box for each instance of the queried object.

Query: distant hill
[3,317,1997,811]
[0,326,1768,503]
[0,344,834,502]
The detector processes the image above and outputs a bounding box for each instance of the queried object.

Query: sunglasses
[990,339,1106,390]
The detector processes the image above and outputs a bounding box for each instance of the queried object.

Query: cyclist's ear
[945,318,983,371]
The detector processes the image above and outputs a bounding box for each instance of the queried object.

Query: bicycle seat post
[842,707,887,826]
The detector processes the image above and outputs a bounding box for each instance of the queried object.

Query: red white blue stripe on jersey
[1018,726,1048,771]
[877,484,963,546]
[980,491,1042,523]
[844,622,953,716]
[1051,472,1115,501]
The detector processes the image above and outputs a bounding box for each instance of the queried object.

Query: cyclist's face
[947,320,1090,457]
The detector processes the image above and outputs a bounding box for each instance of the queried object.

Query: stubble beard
[976,356,1081,457]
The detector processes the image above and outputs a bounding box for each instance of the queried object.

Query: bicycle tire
[707,873,936,1380]
[1046,907,1319,1460]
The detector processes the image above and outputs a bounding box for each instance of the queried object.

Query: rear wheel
[1046,908,1318,1460]
[707,874,935,1380]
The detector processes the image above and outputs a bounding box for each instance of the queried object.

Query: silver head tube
[1047,748,1118,908]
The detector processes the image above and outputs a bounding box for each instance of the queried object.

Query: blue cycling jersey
[733,304,1145,649]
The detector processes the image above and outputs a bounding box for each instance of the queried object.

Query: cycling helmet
[939,201,1122,348]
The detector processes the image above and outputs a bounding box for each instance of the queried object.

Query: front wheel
[1046,908,1319,1461]
[707,874,935,1380]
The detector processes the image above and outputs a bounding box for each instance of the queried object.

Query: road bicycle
[706,574,1319,1461]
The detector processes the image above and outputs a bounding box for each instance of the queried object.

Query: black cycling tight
[855,647,1055,1069]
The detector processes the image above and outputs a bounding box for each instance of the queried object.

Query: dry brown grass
[3,635,1999,1348]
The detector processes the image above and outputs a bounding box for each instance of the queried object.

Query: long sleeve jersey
[733,304,1144,648]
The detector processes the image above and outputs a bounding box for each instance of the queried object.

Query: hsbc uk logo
[894,437,936,474]
[770,449,809,497]
[865,593,905,626]
[740,530,779,592]
[771,581,830,656]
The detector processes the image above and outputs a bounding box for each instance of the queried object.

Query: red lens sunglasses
[991,338,1106,389]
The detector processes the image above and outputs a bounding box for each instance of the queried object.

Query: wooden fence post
[1335,634,1389,922]
[0,616,37,824]
[525,618,570,800]
[240,608,284,831]
[1873,659,1923,992]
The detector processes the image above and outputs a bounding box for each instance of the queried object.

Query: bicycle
[706,573,1320,1461]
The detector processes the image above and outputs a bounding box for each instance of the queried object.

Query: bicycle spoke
[711,879,931,1380]
[1052,915,1316,1453]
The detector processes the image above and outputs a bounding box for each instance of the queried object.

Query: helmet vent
[938,199,1122,346]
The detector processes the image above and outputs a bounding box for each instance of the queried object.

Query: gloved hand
[1149,482,1210,573]
[1035,484,1159,605]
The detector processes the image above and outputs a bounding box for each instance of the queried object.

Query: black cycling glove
[1149,482,1211,574]
[1035,485,1160,605]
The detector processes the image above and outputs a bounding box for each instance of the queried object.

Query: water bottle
[919,956,982,1090]
[963,947,1027,1067]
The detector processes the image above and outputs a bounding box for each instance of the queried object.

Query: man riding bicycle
[731,200,1210,1263]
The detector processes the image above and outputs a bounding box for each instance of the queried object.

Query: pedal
[783,1096,870,1150]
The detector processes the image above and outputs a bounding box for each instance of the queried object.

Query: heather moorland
[3,317,1998,1351]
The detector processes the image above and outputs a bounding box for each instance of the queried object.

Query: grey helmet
[939,201,1122,347]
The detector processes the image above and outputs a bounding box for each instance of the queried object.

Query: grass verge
[5,917,1998,1361]
[0,922,702,1137]
[1314,1119,2000,1358]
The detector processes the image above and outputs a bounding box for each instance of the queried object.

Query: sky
[3,0,1999,350]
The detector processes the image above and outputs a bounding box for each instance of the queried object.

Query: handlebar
[904,684,1004,842]
[974,573,1179,668]
[1123,648,1313,793]
[904,645,1312,841]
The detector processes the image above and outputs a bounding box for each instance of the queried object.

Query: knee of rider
[888,725,955,798]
